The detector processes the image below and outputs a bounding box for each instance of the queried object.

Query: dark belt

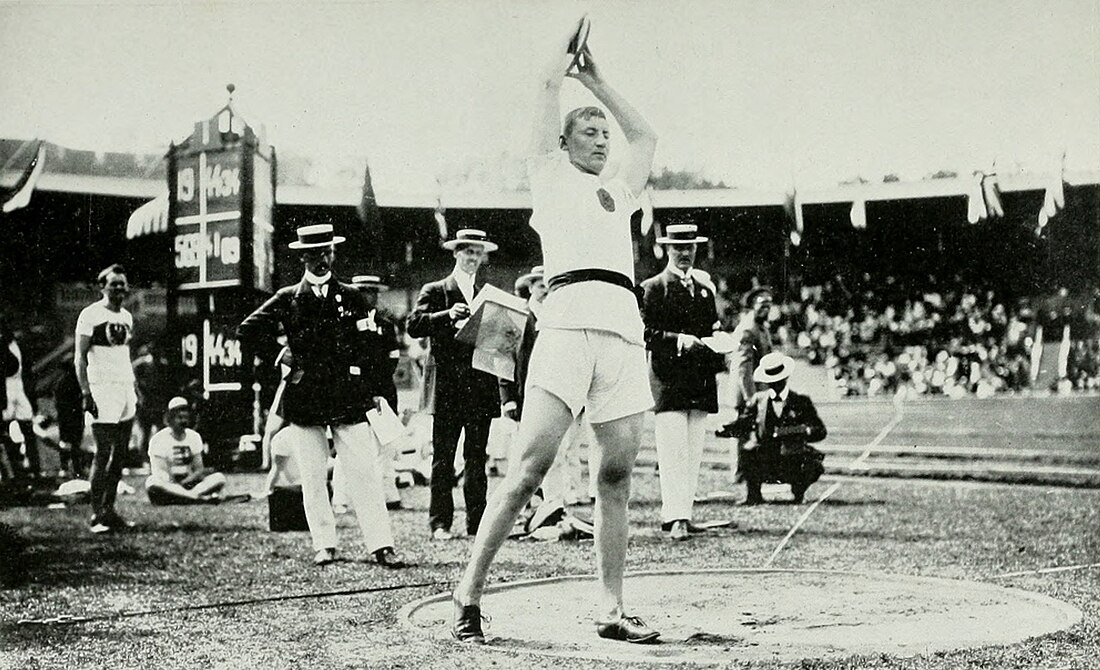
[546,268,643,311]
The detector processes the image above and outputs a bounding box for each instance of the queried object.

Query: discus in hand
[566,15,591,74]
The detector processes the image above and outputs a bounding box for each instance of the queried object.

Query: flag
[2,142,46,214]
[433,201,447,242]
[966,173,987,224]
[356,158,381,226]
[981,174,1004,218]
[1037,153,1066,234]
[849,197,866,229]
[783,188,804,246]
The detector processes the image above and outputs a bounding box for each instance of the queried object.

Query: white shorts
[526,328,653,424]
[88,382,137,424]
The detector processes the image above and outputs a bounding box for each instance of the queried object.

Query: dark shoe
[372,546,408,569]
[715,423,738,439]
[103,510,135,529]
[791,484,807,504]
[596,615,660,644]
[451,596,486,644]
[386,500,403,511]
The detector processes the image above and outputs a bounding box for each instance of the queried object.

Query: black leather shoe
[596,615,660,644]
[451,596,486,644]
[372,547,408,569]
[386,500,403,511]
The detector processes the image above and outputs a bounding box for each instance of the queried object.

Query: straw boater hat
[518,265,545,284]
[657,223,708,245]
[442,229,498,252]
[288,224,345,249]
[753,352,795,384]
[351,275,389,290]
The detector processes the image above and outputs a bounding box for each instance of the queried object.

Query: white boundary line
[764,399,905,567]
[991,562,1100,579]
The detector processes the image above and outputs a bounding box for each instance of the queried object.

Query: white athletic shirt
[148,427,205,483]
[526,151,644,345]
[75,298,134,385]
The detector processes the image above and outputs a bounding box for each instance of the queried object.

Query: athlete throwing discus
[452,17,660,645]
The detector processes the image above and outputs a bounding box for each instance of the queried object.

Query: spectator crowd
[749,274,1100,398]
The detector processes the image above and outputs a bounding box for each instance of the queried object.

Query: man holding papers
[407,229,501,540]
[641,224,727,540]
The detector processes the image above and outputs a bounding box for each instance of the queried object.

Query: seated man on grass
[145,397,236,505]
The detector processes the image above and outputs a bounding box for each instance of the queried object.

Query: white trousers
[285,422,394,553]
[380,439,399,503]
[654,410,708,523]
[331,441,399,506]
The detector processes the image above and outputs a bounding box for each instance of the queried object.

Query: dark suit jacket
[406,276,499,419]
[642,268,725,414]
[498,311,538,418]
[730,390,827,450]
[237,276,385,426]
[730,315,773,410]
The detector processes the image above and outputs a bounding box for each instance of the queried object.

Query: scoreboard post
[166,96,276,468]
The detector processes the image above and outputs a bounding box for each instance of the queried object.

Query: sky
[1,0,1098,195]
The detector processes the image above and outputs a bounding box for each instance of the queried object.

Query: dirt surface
[402,569,1082,665]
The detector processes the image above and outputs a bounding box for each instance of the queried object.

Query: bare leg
[454,387,574,606]
[190,472,227,498]
[589,411,644,622]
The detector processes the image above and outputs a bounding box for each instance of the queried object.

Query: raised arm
[530,21,582,157]
[570,48,658,195]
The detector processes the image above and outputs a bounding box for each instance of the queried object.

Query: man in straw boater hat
[452,15,661,644]
[238,224,406,568]
[407,228,501,541]
[350,273,403,510]
[725,352,827,505]
[641,223,727,540]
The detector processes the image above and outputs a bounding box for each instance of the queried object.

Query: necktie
[681,277,694,296]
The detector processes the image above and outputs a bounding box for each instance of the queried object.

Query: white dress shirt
[304,270,331,298]
[450,268,476,304]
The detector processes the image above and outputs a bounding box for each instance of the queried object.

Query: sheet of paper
[366,398,405,446]
[701,331,737,354]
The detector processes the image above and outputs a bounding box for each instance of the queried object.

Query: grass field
[1,463,1098,669]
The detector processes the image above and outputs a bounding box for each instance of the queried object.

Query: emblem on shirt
[92,321,131,346]
[596,188,616,212]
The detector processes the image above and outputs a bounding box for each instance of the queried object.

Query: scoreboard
[164,109,276,464]
[168,117,274,292]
